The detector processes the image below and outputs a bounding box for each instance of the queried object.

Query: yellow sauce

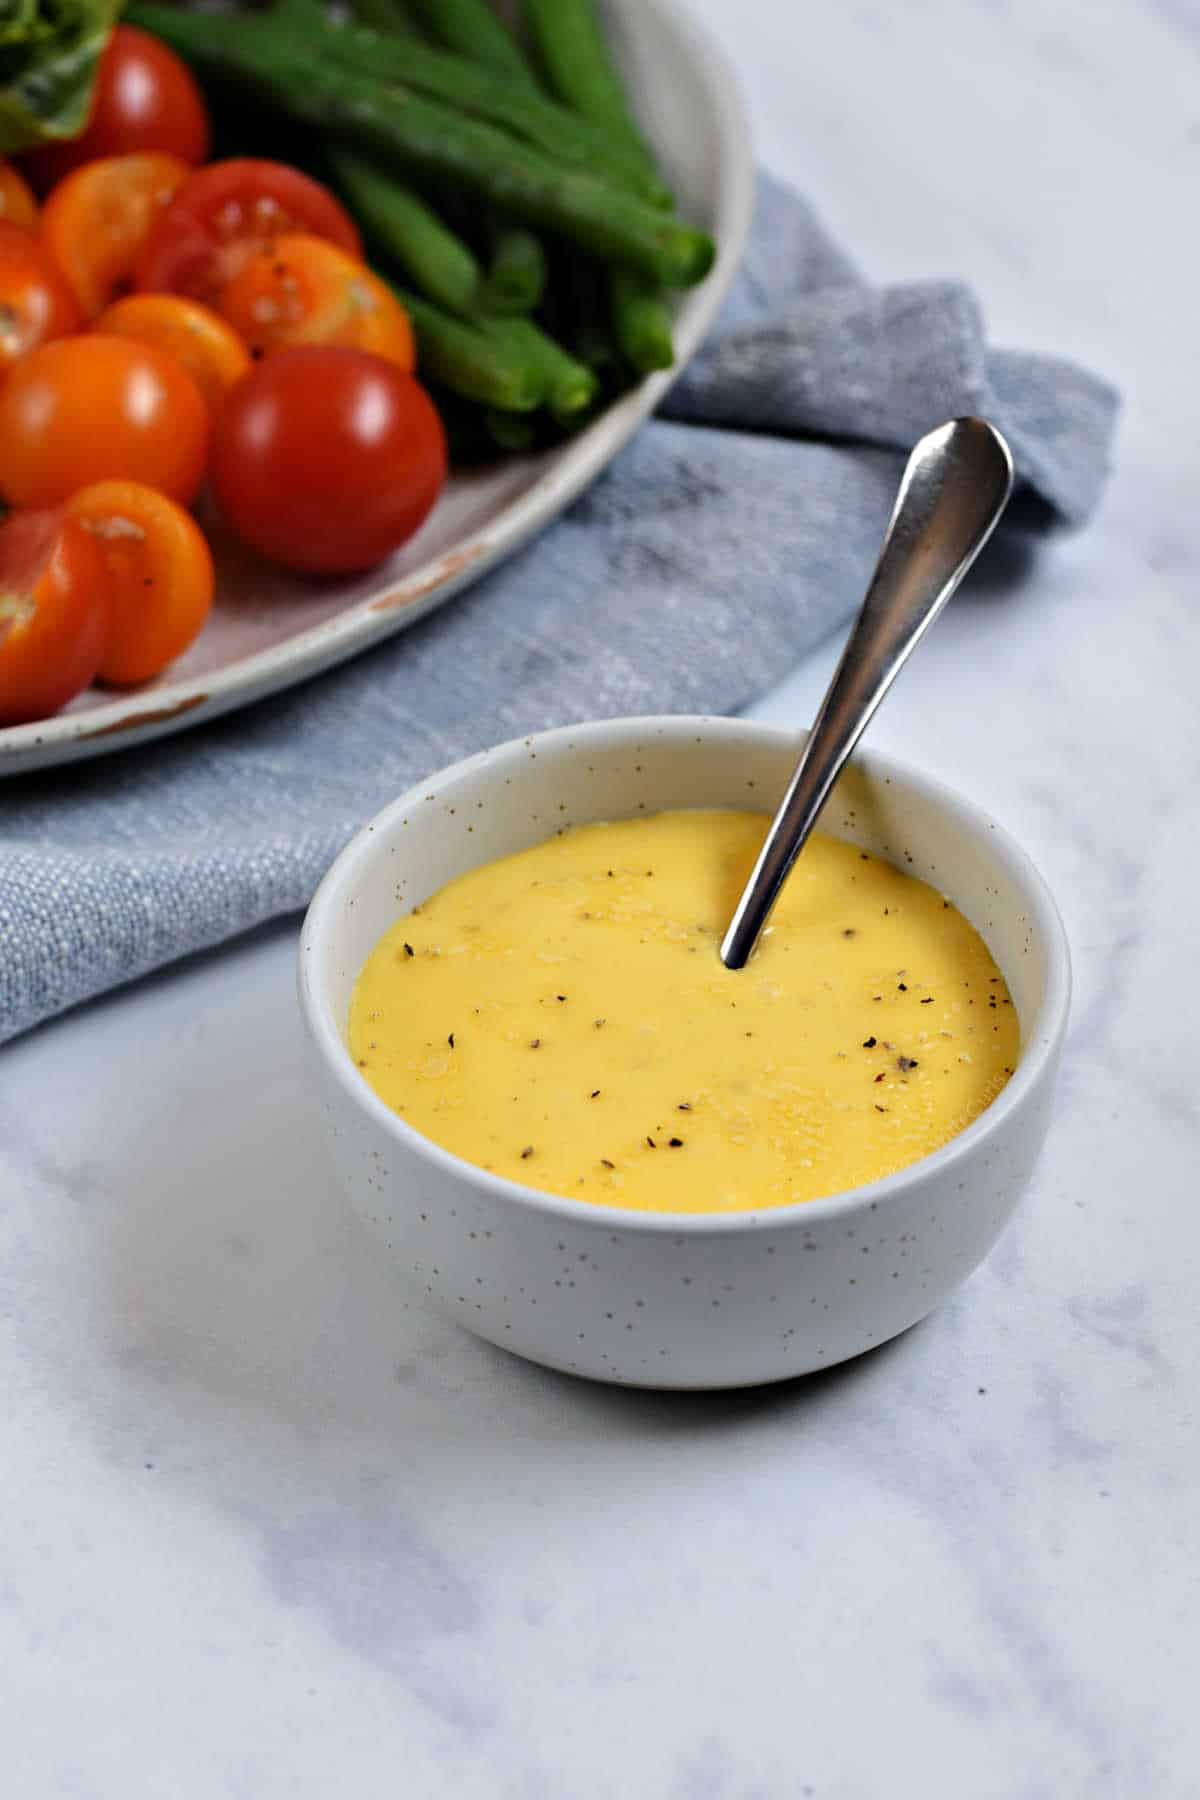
[349,811,1018,1213]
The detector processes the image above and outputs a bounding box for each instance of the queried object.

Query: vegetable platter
[0,0,750,774]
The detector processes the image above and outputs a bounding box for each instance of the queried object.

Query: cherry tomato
[0,223,81,373]
[0,161,37,230]
[0,508,111,724]
[210,346,446,575]
[65,479,214,686]
[215,233,415,371]
[0,336,209,509]
[136,159,362,307]
[92,293,251,416]
[41,152,191,318]
[21,26,210,195]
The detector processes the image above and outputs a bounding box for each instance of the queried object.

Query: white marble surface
[4,1,1199,1793]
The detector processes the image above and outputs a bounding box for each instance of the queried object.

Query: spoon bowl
[722,417,1014,968]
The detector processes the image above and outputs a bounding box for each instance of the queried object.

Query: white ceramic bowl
[299,716,1070,1389]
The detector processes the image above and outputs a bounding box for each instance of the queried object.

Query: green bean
[125,6,715,287]
[608,267,674,372]
[407,0,529,80]
[486,316,597,421]
[484,406,537,452]
[315,15,670,206]
[393,286,545,409]
[349,0,418,30]
[522,2,674,373]
[523,0,655,171]
[329,147,483,315]
[481,224,547,315]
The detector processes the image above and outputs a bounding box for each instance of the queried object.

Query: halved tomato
[0,509,111,724]
[93,293,251,416]
[0,223,81,372]
[136,159,362,306]
[66,479,214,686]
[215,233,415,369]
[41,152,191,317]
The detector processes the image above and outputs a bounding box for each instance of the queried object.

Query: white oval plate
[0,0,751,776]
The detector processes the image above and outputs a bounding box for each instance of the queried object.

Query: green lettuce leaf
[0,0,121,153]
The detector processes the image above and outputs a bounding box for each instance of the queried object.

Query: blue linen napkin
[0,172,1118,1045]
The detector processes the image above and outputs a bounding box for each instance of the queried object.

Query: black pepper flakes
[556,994,567,1002]
[520,1146,533,1159]
[590,1090,600,1098]
[863,1036,877,1048]
[668,1137,684,1148]
[898,981,908,991]
[529,1038,541,1049]
[447,1033,455,1048]
[920,997,934,1004]
[897,1055,919,1071]
[842,928,856,938]
[646,1136,657,1148]
[875,1104,888,1113]
[677,1102,692,1111]
[601,1158,615,1169]
[403,943,414,957]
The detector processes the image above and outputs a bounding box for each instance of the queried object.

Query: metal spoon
[720,415,1014,970]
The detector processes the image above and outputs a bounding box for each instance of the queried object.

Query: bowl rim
[299,714,1072,1235]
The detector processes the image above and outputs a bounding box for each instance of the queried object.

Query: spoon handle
[720,416,1014,970]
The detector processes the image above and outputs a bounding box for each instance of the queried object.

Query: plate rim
[0,0,753,777]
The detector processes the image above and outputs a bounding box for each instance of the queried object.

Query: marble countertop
[4,1,1198,1794]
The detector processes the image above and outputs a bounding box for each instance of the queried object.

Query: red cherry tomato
[209,346,446,575]
[0,509,111,724]
[21,26,210,194]
[0,222,81,372]
[0,336,209,509]
[136,159,362,307]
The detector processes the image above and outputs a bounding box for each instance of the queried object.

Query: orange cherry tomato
[0,222,81,373]
[65,480,214,686]
[41,152,191,317]
[92,293,251,415]
[20,26,211,195]
[215,233,416,370]
[0,508,111,724]
[0,161,37,230]
[0,336,209,509]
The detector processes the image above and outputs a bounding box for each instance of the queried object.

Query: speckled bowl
[299,716,1070,1389]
